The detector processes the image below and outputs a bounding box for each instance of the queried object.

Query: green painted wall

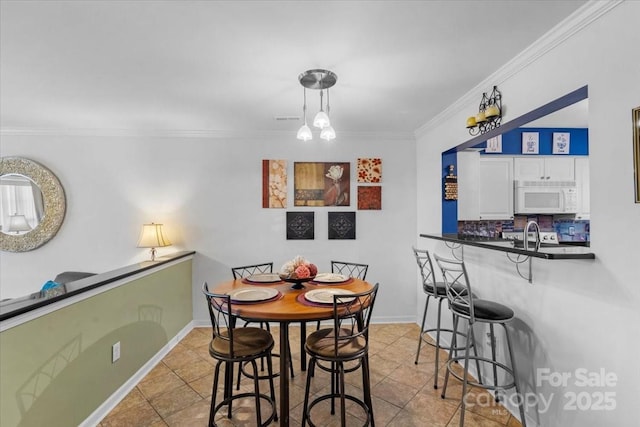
[0,259,193,427]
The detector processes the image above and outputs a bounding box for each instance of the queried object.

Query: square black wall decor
[286,212,315,240]
[328,212,356,240]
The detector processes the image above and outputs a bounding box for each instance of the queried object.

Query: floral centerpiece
[279,255,318,282]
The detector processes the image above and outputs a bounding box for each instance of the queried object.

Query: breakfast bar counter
[420,233,595,260]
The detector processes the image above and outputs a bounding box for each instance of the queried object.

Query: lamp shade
[296,123,313,141]
[7,214,31,233]
[137,223,171,261]
[313,111,330,129]
[137,223,171,248]
[320,125,336,141]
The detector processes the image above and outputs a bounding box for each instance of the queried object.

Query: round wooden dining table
[210,277,374,427]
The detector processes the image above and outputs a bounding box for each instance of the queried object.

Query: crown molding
[0,128,277,139]
[3,1,618,143]
[414,0,623,138]
[0,127,415,141]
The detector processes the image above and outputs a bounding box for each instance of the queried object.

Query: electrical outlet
[112,341,121,363]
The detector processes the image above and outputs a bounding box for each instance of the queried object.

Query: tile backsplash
[553,218,590,242]
[458,215,589,242]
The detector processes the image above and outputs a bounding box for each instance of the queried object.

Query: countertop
[420,233,595,260]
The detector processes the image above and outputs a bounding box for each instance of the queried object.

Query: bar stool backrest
[231,262,273,279]
[202,282,236,356]
[412,247,441,298]
[330,283,379,358]
[433,255,476,322]
[331,261,368,280]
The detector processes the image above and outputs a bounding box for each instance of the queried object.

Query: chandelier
[296,69,337,141]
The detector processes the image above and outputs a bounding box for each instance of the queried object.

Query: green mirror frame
[0,157,66,252]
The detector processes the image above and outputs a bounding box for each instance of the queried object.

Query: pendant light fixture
[296,88,313,141]
[296,69,337,141]
[320,89,336,141]
[313,89,330,129]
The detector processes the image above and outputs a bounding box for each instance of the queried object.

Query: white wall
[416,1,639,426]
[0,132,417,324]
[3,2,638,425]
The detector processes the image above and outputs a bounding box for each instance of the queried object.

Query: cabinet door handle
[546,176,550,179]
[540,176,544,180]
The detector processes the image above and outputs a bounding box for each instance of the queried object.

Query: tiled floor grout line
[100,324,522,427]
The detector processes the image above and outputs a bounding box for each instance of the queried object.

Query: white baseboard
[192,319,211,328]
[79,322,194,427]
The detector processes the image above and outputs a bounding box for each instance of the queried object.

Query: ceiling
[0,1,587,137]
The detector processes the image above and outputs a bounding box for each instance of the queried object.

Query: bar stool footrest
[240,353,284,380]
[304,393,371,427]
[314,358,363,375]
[446,355,516,391]
[419,327,469,352]
[212,392,276,427]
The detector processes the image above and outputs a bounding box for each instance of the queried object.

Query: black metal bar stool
[303,261,370,371]
[330,260,369,280]
[434,255,527,427]
[313,261,369,331]
[302,283,379,427]
[202,282,277,427]
[413,247,473,389]
[231,262,294,389]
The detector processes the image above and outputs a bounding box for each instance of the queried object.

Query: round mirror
[0,157,66,252]
[0,174,45,235]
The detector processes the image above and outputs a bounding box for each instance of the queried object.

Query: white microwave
[514,180,578,214]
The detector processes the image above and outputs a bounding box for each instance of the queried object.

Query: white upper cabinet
[457,151,480,221]
[478,157,514,220]
[575,157,590,219]
[514,156,575,181]
[458,152,514,220]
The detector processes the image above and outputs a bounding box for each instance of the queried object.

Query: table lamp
[7,214,32,234]
[137,223,171,261]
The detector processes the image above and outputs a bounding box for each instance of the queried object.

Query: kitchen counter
[420,233,595,260]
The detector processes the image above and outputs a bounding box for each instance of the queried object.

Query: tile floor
[99,323,523,427]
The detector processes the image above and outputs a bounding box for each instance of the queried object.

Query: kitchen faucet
[524,220,541,251]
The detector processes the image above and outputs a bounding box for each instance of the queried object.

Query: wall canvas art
[522,132,539,154]
[485,135,502,153]
[262,159,287,208]
[357,158,382,183]
[357,186,382,210]
[294,162,350,206]
[286,212,314,240]
[328,212,356,240]
[552,132,571,154]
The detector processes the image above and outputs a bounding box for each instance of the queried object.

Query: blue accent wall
[478,127,588,156]
[442,151,458,233]
[441,127,588,234]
